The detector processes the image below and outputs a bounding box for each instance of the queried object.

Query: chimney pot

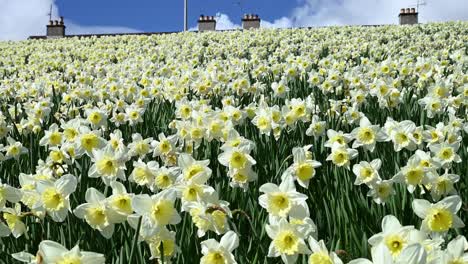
[198,14,216,31]
[47,18,65,38]
[242,13,261,29]
[399,7,418,25]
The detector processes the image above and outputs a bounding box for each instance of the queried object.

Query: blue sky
[55,0,298,32]
[1,0,467,40]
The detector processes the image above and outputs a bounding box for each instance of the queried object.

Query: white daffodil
[2,137,28,160]
[429,172,459,201]
[128,160,158,187]
[86,108,108,128]
[176,182,216,211]
[367,180,395,205]
[35,174,77,222]
[76,128,106,157]
[107,181,134,217]
[227,166,258,190]
[218,144,256,170]
[178,153,212,184]
[146,227,178,261]
[131,189,180,237]
[74,188,124,239]
[152,132,178,157]
[266,218,311,264]
[259,177,308,219]
[1,203,27,238]
[127,133,153,158]
[326,142,358,169]
[88,144,127,185]
[440,235,468,263]
[350,116,387,152]
[368,215,419,258]
[283,147,321,188]
[388,120,417,152]
[306,115,326,138]
[429,142,461,168]
[352,159,382,186]
[349,243,428,264]
[324,129,352,148]
[200,231,239,264]
[37,240,105,264]
[412,195,464,236]
[392,158,433,194]
[186,193,231,237]
[0,180,22,209]
[39,123,63,147]
[308,237,343,264]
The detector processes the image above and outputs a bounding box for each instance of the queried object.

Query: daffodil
[39,123,63,147]
[74,188,124,238]
[107,181,134,216]
[128,133,153,158]
[178,153,212,184]
[412,195,464,236]
[326,142,358,169]
[265,218,311,264]
[37,240,105,264]
[0,180,22,209]
[0,203,26,238]
[283,147,321,188]
[35,174,77,222]
[129,160,158,188]
[259,177,308,219]
[368,215,419,258]
[350,116,387,152]
[429,142,461,168]
[218,144,256,170]
[146,227,178,261]
[352,159,382,186]
[308,237,343,264]
[131,190,180,237]
[88,144,127,185]
[367,180,395,205]
[200,231,239,264]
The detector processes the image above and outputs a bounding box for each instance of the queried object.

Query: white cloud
[0,0,140,41]
[215,13,240,30]
[261,17,293,28]
[285,0,468,27]
[211,0,468,29]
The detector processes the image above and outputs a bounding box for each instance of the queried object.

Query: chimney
[47,16,66,38]
[399,7,418,25]
[198,15,216,31]
[242,14,260,29]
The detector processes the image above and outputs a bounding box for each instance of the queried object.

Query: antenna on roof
[47,4,53,21]
[412,0,427,12]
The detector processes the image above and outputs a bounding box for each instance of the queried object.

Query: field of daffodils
[0,22,467,263]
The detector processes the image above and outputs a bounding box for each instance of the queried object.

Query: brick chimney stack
[198,15,216,31]
[47,16,66,38]
[242,14,260,30]
[399,8,418,25]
